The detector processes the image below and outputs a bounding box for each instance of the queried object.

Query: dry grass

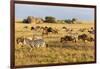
[15,22,95,66]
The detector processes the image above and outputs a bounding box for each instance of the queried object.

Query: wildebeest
[52,29,58,34]
[91,27,94,30]
[16,36,33,45]
[60,35,77,43]
[42,27,58,36]
[42,27,52,36]
[78,34,94,42]
[31,26,35,30]
[62,26,70,32]
[47,27,53,32]
[16,37,24,45]
[88,30,95,34]
[42,27,48,36]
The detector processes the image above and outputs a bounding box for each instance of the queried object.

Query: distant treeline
[17,16,81,24]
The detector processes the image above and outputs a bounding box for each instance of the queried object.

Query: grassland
[15,22,95,66]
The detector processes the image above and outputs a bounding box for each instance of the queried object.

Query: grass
[15,46,94,66]
[15,22,95,66]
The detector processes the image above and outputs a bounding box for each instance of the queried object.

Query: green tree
[65,19,72,24]
[23,19,28,23]
[45,16,56,23]
[72,18,77,23]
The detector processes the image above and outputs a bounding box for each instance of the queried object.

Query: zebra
[23,37,46,48]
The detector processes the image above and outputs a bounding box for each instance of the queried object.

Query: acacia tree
[45,16,56,23]
[65,18,77,24]
[72,18,77,23]
[23,19,28,23]
[65,19,72,24]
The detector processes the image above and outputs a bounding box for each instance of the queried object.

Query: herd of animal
[16,36,47,48]
[16,25,95,49]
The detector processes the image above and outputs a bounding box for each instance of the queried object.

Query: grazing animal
[62,26,67,29]
[16,36,33,45]
[32,39,46,47]
[52,29,58,34]
[16,37,24,45]
[91,27,94,30]
[60,35,77,43]
[88,30,95,34]
[62,27,69,32]
[42,28,48,36]
[31,26,35,30]
[23,37,46,48]
[78,34,87,42]
[47,27,53,32]
[42,27,58,35]
[87,37,94,42]
[78,34,94,42]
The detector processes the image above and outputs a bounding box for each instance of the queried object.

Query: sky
[15,4,94,21]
